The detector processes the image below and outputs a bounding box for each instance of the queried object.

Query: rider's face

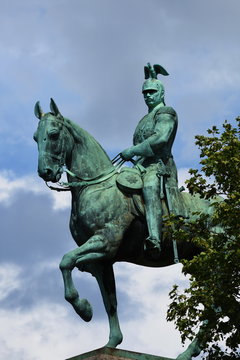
[143,89,163,109]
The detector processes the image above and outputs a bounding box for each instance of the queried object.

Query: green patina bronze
[33,65,220,360]
[120,63,185,259]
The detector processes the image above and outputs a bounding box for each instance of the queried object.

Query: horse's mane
[63,117,111,162]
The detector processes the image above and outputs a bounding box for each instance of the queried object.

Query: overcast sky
[0,1,239,359]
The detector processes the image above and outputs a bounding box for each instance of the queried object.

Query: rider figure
[120,63,184,257]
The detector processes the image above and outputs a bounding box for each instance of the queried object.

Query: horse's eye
[49,131,59,140]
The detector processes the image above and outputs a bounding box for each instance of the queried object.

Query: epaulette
[156,106,177,116]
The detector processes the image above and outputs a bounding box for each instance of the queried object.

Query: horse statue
[34,99,217,360]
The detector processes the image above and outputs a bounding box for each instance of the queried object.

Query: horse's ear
[34,101,44,119]
[50,98,62,117]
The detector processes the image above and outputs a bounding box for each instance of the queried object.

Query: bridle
[45,161,124,192]
[42,119,126,192]
[38,115,123,192]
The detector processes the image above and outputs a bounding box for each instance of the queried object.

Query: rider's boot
[143,186,163,258]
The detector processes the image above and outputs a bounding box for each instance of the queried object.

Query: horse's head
[34,99,73,183]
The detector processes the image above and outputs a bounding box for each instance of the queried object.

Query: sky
[0,1,239,359]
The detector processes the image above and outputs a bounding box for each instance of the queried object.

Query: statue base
[66,346,174,360]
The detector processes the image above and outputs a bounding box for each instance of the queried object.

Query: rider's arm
[147,112,177,154]
[121,108,177,160]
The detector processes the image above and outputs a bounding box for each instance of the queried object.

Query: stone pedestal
[66,347,174,360]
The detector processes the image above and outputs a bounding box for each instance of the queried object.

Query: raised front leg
[59,257,93,322]
[59,223,125,325]
[59,233,107,322]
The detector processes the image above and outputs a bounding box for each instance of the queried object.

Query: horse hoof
[105,334,123,348]
[73,298,93,322]
[80,298,93,322]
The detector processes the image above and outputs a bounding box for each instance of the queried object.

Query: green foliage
[167,118,240,359]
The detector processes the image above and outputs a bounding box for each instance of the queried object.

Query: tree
[167,118,240,359]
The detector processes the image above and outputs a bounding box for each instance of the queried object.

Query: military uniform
[133,103,185,218]
[120,63,185,256]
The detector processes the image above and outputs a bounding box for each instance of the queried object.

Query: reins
[46,154,126,192]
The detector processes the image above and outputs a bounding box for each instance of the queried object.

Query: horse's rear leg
[176,319,210,360]
[91,263,123,348]
[176,338,201,360]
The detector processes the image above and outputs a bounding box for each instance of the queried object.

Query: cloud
[114,263,190,358]
[0,262,192,360]
[0,172,72,286]
[0,176,109,324]
[0,170,70,210]
[0,170,41,205]
[0,263,23,301]
[0,302,110,360]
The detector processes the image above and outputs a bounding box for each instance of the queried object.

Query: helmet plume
[144,63,169,79]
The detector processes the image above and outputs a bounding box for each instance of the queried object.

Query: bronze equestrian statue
[33,66,219,360]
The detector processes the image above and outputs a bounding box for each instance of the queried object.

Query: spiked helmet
[142,63,169,93]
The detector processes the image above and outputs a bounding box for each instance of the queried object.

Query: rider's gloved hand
[120,147,135,160]
[121,140,154,160]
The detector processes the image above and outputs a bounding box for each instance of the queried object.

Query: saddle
[116,165,187,219]
[116,167,143,193]
[116,167,145,218]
